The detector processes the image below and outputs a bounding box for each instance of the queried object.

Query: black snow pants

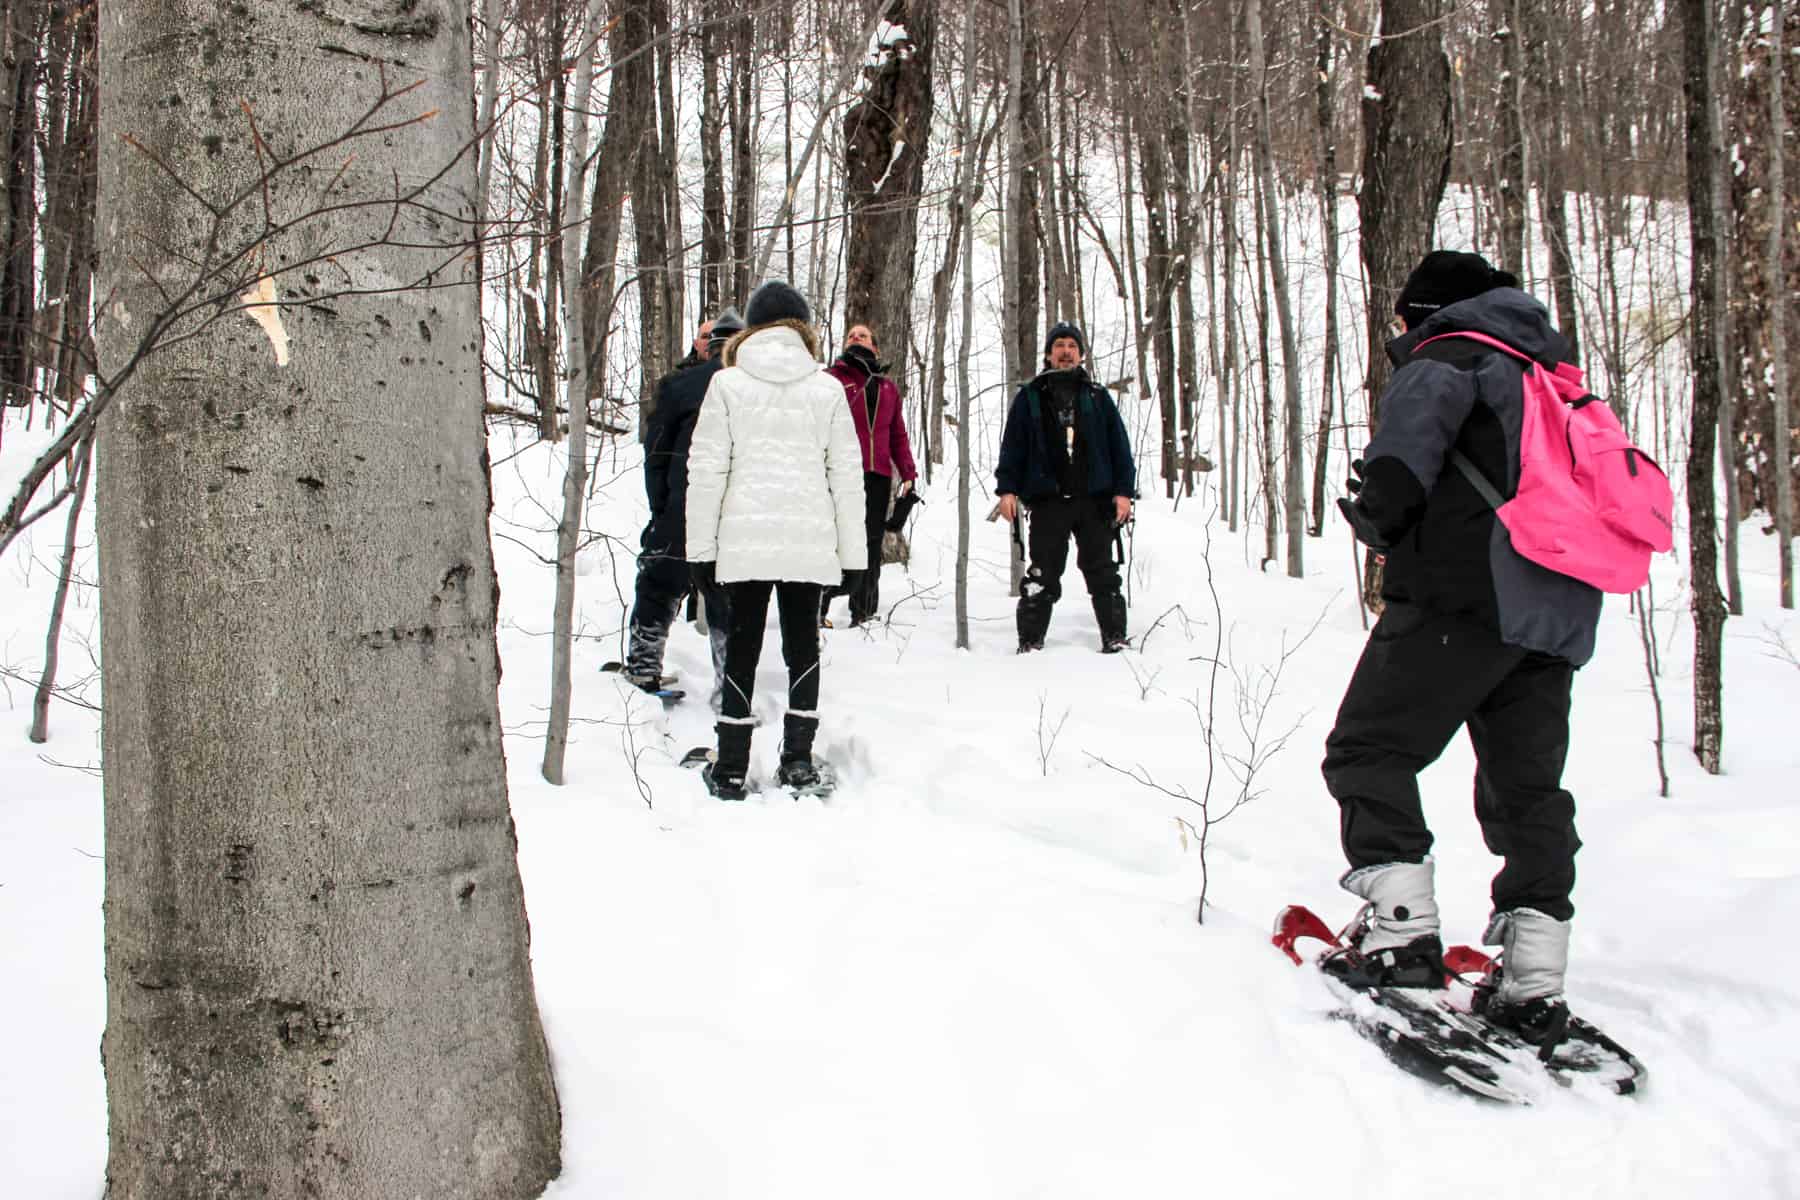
[624,535,728,705]
[1017,494,1126,647]
[1322,602,1581,921]
[717,580,826,777]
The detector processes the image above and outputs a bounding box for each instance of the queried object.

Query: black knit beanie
[1043,320,1086,358]
[1394,250,1520,329]
[707,305,745,349]
[745,280,811,328]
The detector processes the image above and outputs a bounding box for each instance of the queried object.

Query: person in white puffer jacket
[685,281,867,799]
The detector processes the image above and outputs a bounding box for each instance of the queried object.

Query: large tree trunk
[1359,0,1453,425]
[1683,0,1728,773]
[843,0,937,381]
[94,1,562,1194]
[1358,0,1452,604]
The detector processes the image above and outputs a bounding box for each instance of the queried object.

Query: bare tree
[94,4,561,1192]
[1683,0,1729,773]
[843,0,937,388]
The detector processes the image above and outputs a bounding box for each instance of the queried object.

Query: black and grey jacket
[1354,288,1602,666]
[642,356,726,558]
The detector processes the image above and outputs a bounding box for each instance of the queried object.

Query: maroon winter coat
[826,356,917,481]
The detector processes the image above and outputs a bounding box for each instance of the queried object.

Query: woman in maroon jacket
[820,323,918,626]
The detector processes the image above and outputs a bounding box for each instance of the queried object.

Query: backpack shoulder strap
[1449,450,1506,511]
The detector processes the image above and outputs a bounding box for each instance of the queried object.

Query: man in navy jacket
[995,322,1136,653]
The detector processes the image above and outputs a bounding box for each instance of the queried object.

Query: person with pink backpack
[1318,250,1669,1046]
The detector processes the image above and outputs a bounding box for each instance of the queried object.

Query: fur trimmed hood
[722,318,821,370]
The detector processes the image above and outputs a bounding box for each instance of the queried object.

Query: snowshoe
[600,662,677,688]
[678,746,715,769]
[701,762,749,801]
[774,758,837,798]
[1272,904,1646,1104]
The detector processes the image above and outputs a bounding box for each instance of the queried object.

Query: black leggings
[720,580,825,724]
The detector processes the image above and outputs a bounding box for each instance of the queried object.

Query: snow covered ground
[5,405,1798,1199]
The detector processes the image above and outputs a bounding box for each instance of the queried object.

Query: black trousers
[1322,603,1581,920]
[822,472,889,624]
[718,580,825,772]
[1017,494,1125,645]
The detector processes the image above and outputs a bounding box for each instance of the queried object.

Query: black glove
[1336,497,1391,551]
[689,560,716,592]
[1345,457,1367,495]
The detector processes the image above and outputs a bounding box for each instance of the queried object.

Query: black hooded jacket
[1354,288,1603,665]
[642,356,726,557]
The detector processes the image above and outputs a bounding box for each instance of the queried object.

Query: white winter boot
[1322,859,1445,989]
[1476,907,1573,1044]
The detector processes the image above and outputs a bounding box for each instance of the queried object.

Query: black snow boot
[706,721,754,801]
[1092,590,1128,653]
[777,713,820,788]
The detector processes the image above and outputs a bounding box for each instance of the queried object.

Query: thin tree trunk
[1771,0,1793,608]
[475,0,503,231]
[701,0,727,312]
[653,0,685,345]
[550,0,634,784]
[1310,3,1342,536]
[730,9,754,300]
[955,0,977,651]
[1494,0,1528,274]
[28,428,94,743]
[1005,0,1029,596]
[1683,0,1728,774]
[1244,0,1306,578]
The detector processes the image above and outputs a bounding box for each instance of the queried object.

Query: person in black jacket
[620,307,745,708]
[994,321,1135,653]
[1320,250,1599,1044]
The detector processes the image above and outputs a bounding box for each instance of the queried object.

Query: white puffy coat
[685,321,868,584]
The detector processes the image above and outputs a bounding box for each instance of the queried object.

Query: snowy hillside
[5,405,1799,1198]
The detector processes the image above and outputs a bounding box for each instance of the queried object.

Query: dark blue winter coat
[995,368,1136,502]
[642,355,725,557]
[1354,288,1602,665]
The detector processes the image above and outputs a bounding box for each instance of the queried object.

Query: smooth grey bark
[545,0,607,787]
[94,1,562,1194]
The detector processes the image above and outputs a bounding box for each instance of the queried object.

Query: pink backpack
[1419,331,1674,594]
